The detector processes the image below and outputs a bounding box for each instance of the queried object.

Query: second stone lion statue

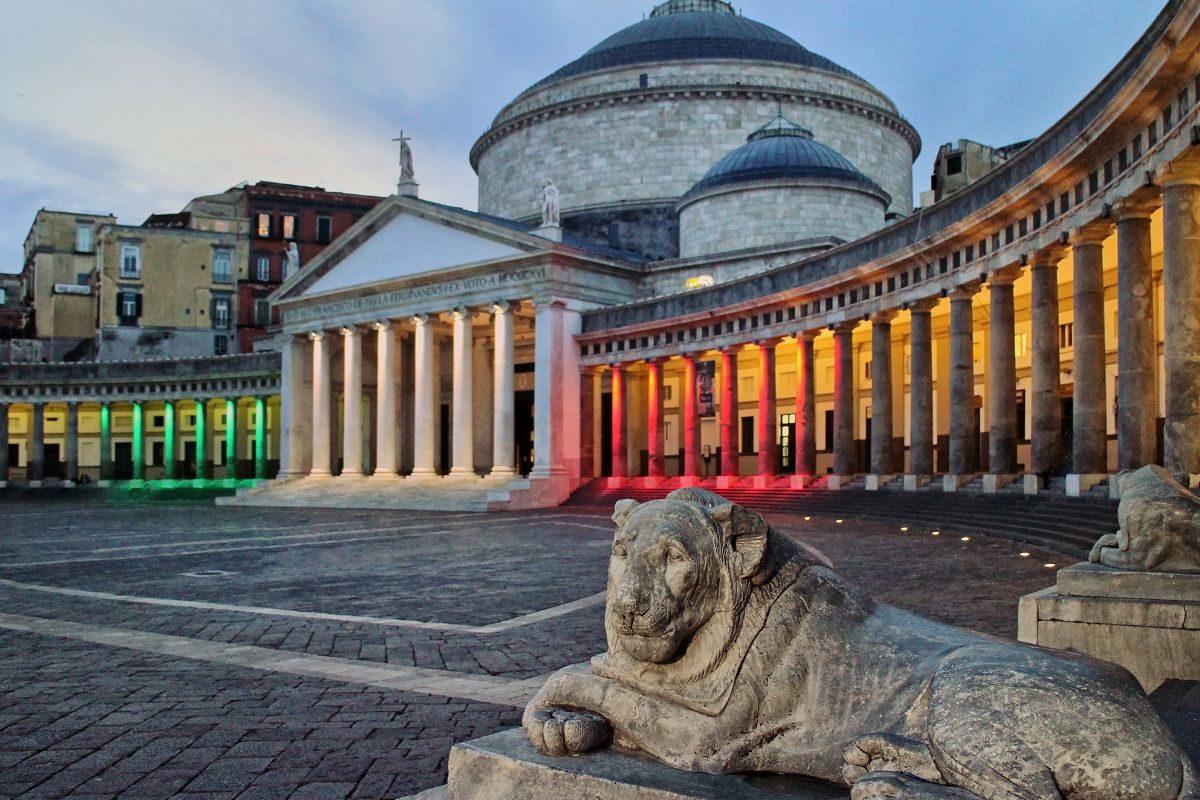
[525,488,1196,800]
[1089,464,1200,573]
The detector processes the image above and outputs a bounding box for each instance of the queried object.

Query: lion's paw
[524,707,610,757]
[850,772,982,800]
[842,734,942,785]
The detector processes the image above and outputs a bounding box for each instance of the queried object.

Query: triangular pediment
[278,197,546,301]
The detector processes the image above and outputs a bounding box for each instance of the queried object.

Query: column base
[789,474,814,489]
[865,474,896,491]
[751,474,775,489]
[641,476,665,488]
[1023,474,1045,495]
[340,470,366,479]
[715,475,740,489]
[982,473,1021,493]
[97,480,113,488]
[943,474,974,492]
[826,474,853,490]
[63,480,76,488]
[447,468,478,479]
[0,481,6,489]
[678,475,702,488]
[903,474,931,491]
[1066,473,1108,497]
[307,470,334,479]
[407,469,441,481]
[27,480,43,489]
[488,467,517,479]
[369,470,403,481]
[605,477,627,489]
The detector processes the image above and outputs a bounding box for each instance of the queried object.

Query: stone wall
[98,326,233,362]
[562,203,680,262]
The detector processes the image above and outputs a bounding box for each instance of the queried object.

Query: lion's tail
[1179,753,1198,800]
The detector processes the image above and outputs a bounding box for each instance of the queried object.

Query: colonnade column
[831,322,856,488]
[946,285,979,490]
[793,332,817,488]
[410,315,437,478]
[1161,171,1200,482]
[491,303,515,476]
[985,267,1022,491]
[530,298,581,494]
[310,331,333,477]
[754,341,778,488]
[646,359,665,484]
[717,348,739,488]
[0,403,8,486]
[373,321,399,478]
[131,401,144,483]
[279,334,312,479]
[340,326,364,477]
[194,399,208,481]
[99,403,112,483]
[224,399,236,479]
[1028,251,1063,489]
[64,402,78,485]
[906,299,937,487]
[450,309,474,477]
[164,401,178,481]
[29,402,44,484]
[1067,227,1112,495]
[867,312,896,489]
[255,397,267,480]
[610,364,627,484]
[681,355,701,486]
[1114,200,1158,472]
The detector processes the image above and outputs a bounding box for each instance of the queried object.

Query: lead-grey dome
[530,0,863,90]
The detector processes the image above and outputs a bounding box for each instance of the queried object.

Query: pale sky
[0,0,1165,273]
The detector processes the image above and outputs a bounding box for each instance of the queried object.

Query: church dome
[682,116,889,202]
[532,0,862,90]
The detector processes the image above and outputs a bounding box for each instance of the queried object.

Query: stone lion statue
[1089,464,1200,573]
[525,488,1195,800]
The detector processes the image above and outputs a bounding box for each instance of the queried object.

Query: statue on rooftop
[541,180,560,227]
[284,242,300,280]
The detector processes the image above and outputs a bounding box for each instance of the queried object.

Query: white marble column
[831,322,856,487]
[491,302,515,476]
[340,326,364,477]
[310,331,332,477]
[754,342,778,488]
[793,332,817,488]
[411,314,437,478]
[530,298,582,495]
[450,307,475,476]
[373,321,398,478]
[279,334,312,479]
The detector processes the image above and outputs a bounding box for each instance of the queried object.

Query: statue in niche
[541,180,560,227]
[1090,464,1200,573]
[525,488,1195,800]
[284,242,300,280]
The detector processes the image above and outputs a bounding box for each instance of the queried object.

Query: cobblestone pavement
[0,495,1071,798]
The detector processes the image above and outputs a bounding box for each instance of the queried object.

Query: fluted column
[646,359,665,483]
[1069,227,1111,491]
[491,303,515,476]
[255,397,267,480]
[411,314,437,477]
[0,403,8,485]
[449,308,475,476]
[372,321,399,478]
[793,332,817,487]
[755,341,778,487]
[131,401,144,483]
[310,331,333,477]
[681,355,701,485]
[1115,200,1158,471]
[1029,252,1063,484]
[610,364,627,483]
[99,403,112,482]
[29,402,45,483]
[985,267,1022,491]
[832,322,856,484]
[340,326,363,477]
[717,348,740,488]
[868,312,896,486]
[1162,172,1200,481]
[946,285,979,488]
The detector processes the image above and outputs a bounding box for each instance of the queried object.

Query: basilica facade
[225,0,1200,511]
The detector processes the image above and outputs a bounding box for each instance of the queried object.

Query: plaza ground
[0,495,1090,799]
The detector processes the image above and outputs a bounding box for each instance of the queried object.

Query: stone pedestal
[531,224,563,243]
[789,474,814,489]
[447,729,847,800]
[1018,562,1200,693]
[1066,473,1107,497]
[864,474,895,491]
[943,474,973,492]
[1022,474,1044,495]
[715,475,739,489]
[982,473,1020,493]
[826,474,853,490]
[902,474,930,491]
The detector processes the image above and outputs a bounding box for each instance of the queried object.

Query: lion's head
[604,488,776,664]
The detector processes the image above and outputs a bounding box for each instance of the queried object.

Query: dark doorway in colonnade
[6,445,16,470]
[182,441,197,479]
[779,413,796,473]
[44,444,62,480]
[599,392,612,477]
[1060,396,1075,475]
[440,404,451,477]
[114,442,133,480]
[515,391,535,477]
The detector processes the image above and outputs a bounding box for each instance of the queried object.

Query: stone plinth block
[902,474,930,491]
[715,476,739,489]
[789,474,814,489]
[864,474,895,491]
[982,473,1020,493]
[942,474,972,492]
[447,729,847,800]
[1019,562,1200,693]
[1023,474,1044,495]
[1066,473,1107,496]
[826,474,852,490]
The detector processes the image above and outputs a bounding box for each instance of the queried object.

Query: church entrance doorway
[515,391,534,476]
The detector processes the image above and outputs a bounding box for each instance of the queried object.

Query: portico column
[793,332,817,488]
[530,298,582,496]
[1066,227,1111,496]
[985,267,1022,492]
[65,402,78,485]
[906,299,937,487]
[831,322,856,486]
[646,359,665,483]
[224,399,236,479]
[373,321,399,478]
[450,308,475,476]
[754,341,778,487]
[131,401,144,483]
[411,314,437,477]
[340,326,364,477]
[868,312,896,488]
[254,397,267,480]
[0,403,8,485]
[310,331,333,477]
[29,402,45,484]
[610,364,627,483]
[946,285,979,490]
[194,399,208,480]
[681,355,701,485]
[99,403,112,482]
[717,348,740,488]
[1161,171,1200,481]
[1115,200,1158,471]
[491,303,515,476]
[1029,252,1063,486]
[279,334,311,479]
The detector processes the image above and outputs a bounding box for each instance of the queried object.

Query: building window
[212,298,230,330]
[254,298,271,326]
[212,249,232,283]
[0,288,6,305]
[120,243,141,279]
[214,335,228,356]
[1014,332,1028,358]
[256,256,270,282]
[282,214,297,240]
[1059,322,1074,350]
[946,153,962,175]
[255,212,272,238]
[117,291,141,326]
[75,223,93,253]
[316,215,332,243]
[740,416,755,455]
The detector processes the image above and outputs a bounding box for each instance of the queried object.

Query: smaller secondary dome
[682,116,890,202]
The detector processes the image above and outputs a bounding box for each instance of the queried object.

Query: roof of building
[682,115,889,202]
[530,0,862,90]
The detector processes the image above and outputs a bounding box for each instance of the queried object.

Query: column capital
[756,337,783,349]
[1069,220,1113,247]
[949,283,981,301]
[340,325,360,338]
[870,310,898,326]
[372,319,396,332]
[1160,155,1200,187]
[491,300,511,315]
[832,320,858,335]
[1028,242,1068,268]
[988,264,1024,286]
[1112,192,1160,222]
[308,330,325,341]
[908,297,939,314]
[452,306,472,320]
[795,329,820,343]
[411,313,429,326]
[608,361,628,373]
